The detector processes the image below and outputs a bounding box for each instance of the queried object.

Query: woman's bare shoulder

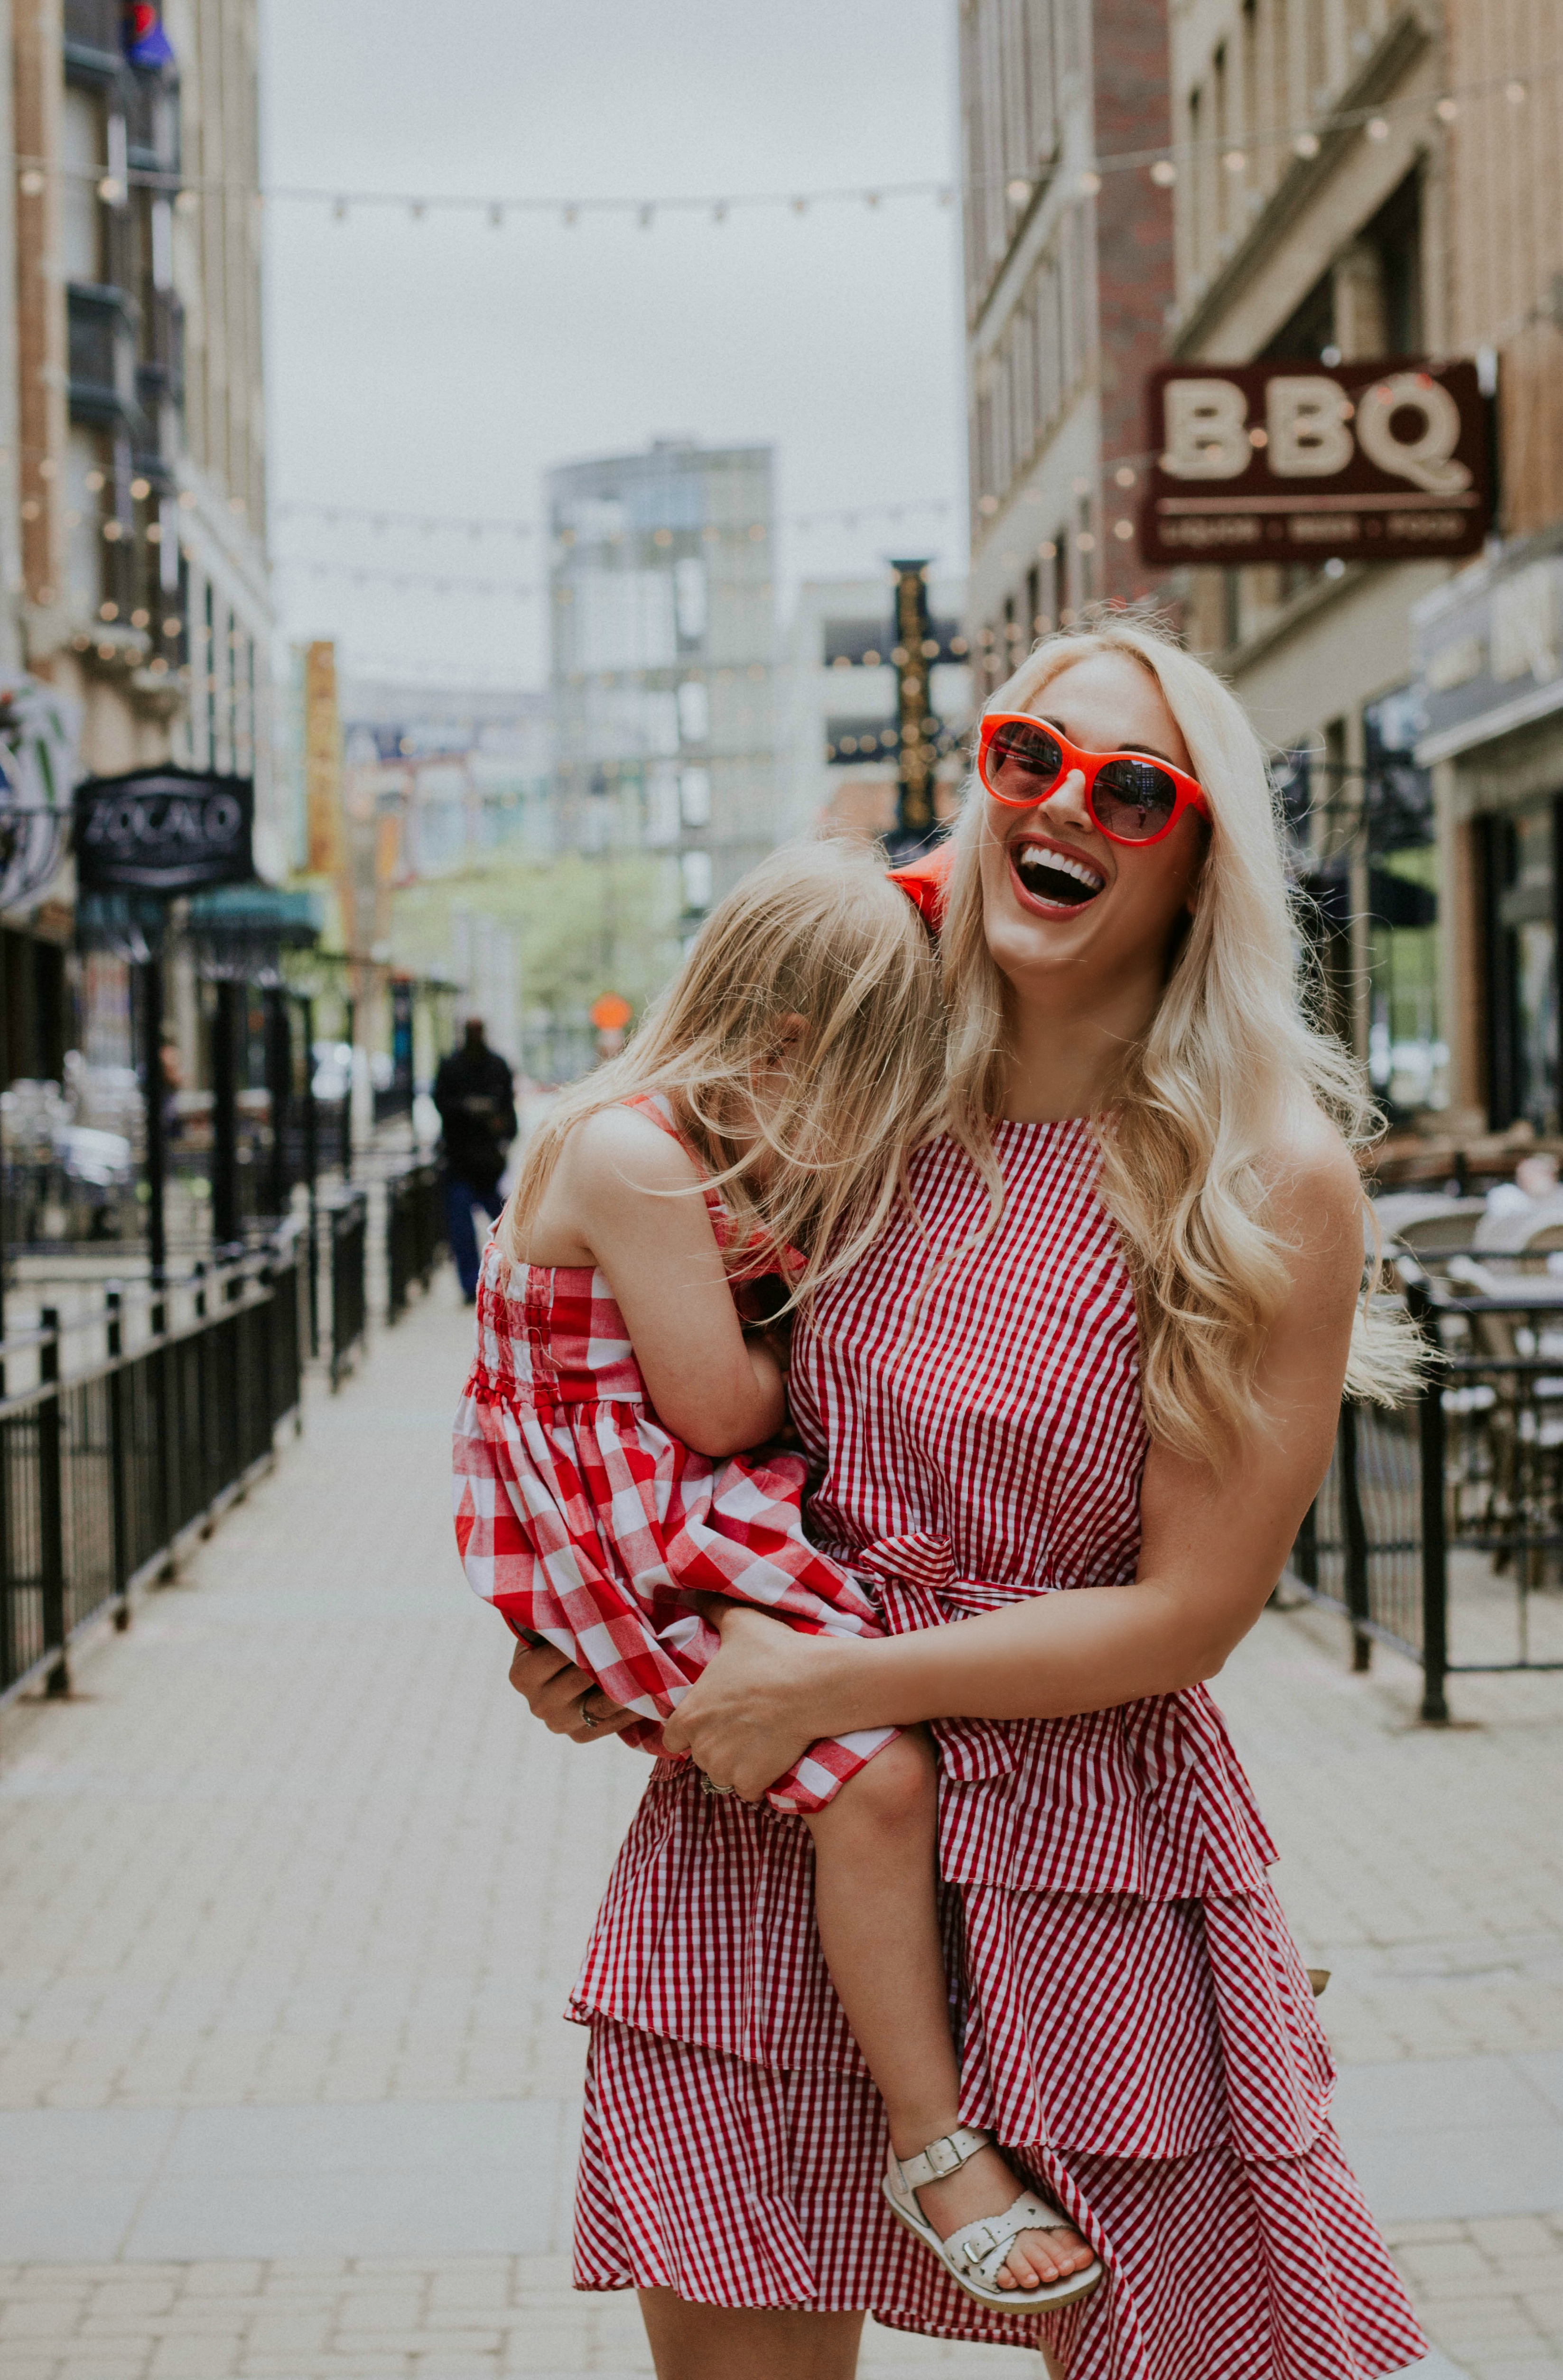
[1258,1104,1366,1272]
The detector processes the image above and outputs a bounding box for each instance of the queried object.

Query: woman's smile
[1007,825,1111,916]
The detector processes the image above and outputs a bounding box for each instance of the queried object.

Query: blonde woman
[511,621,1426,2380]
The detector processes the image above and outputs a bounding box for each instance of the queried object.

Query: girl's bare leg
[804,1733,1093,2292]
[638,2291,865,2379]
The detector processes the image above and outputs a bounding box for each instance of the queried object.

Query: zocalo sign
[74,765,255,895]
[1139,357,1491,568]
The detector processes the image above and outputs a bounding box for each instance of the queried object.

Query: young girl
[452,841,1102,2313]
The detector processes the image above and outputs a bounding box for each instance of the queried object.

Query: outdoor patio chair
[1473,1194,1563,1255]
[1444,1257,1563,1582]
[1386,1199,1489,1255]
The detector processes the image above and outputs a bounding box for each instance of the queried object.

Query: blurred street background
[0,1,1562,2374]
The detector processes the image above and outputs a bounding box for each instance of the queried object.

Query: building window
[1484,801,1561,1134]
[61,83,106,285]
[1361,169,1424,354]
[673,557,707,643]
[1363,686,1441,1115]
[65,424,111,617]
[645,763,679,847]
[1188,87,1204,279]
[1213,46,1230,248]
[679,767,711,827]
[680,849,713,915]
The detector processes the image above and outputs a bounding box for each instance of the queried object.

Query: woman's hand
[507,1637,638,1745]
[661,1605,847,1801]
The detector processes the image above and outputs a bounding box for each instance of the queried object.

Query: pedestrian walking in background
[434,1018,517,1302]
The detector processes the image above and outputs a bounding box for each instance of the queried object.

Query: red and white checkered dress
[451,1099,896,1815]
[568,1118,1426,2380]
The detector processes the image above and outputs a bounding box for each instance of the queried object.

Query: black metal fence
[326,1190,368,1388]
[387,1162,443,1321]
[311,1162,446,1383]
[1291,1276,1563,1720]
[0,1242,303,1707]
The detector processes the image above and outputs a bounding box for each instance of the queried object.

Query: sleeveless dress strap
[620,1091,689,1150]
[617,1094,800,1285]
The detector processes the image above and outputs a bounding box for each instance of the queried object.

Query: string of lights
[271,494,954,540]
[274,556,540,599]
[12,56,1563,222]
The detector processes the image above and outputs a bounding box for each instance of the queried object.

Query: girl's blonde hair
[940,614,1415,1461]
[504,838,945,1307]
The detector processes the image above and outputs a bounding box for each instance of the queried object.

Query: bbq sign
[1139,358,1491,568]
[74,766,255,895]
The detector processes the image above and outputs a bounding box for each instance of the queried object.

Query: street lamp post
[140,950,168,1296]
[885,558,941,865]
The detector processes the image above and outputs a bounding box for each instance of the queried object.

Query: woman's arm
[542,1107,785,1458]
[663,1125,1366,1798]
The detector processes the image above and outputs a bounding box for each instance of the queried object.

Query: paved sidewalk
[0,1285,1558,2377]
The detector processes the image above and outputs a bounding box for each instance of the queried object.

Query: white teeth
[1014,843,1105,894]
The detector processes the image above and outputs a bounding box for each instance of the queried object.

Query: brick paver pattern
[1,1291,1559,2377]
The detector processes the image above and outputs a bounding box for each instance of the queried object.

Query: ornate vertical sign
[304,640,344,877]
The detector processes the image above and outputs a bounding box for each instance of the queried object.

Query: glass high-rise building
[547,439,778,924]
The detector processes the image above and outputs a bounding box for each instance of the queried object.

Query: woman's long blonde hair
[504,839,946,1307]
[940,614,1414,1461]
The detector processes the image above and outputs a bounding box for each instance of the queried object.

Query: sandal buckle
[960,2222,999,2267]
[924,2136,962,2178]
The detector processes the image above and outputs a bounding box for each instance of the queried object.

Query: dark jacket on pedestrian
[433,1041,517,1191]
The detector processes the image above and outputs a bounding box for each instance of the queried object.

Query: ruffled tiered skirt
[568,1678,1427,2379]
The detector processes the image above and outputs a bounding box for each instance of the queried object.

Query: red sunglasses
[977,714,1211,847]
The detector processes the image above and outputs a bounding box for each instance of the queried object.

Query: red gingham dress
[451,1102,896,1814]
[568,1120,1426,2380]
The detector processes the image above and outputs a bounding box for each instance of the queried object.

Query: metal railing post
[150,1268,172,1568]
[301,993,320,1361]
[0,1320,10,1691]
[38,1306,66,1697]
[1412,1283,1451,1724]
[1337,1400,1372,1672]
[212,978,240,1253]
[106,1286,130,1631]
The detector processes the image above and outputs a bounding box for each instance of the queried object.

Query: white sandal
[882,2124,1104,2315]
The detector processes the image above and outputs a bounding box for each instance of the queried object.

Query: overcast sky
[259,0,968,691]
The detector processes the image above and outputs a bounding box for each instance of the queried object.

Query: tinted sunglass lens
[986,723,1063,801]
[1093,759,1179,840]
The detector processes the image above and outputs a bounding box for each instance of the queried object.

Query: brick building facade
[959,0,1175,700]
